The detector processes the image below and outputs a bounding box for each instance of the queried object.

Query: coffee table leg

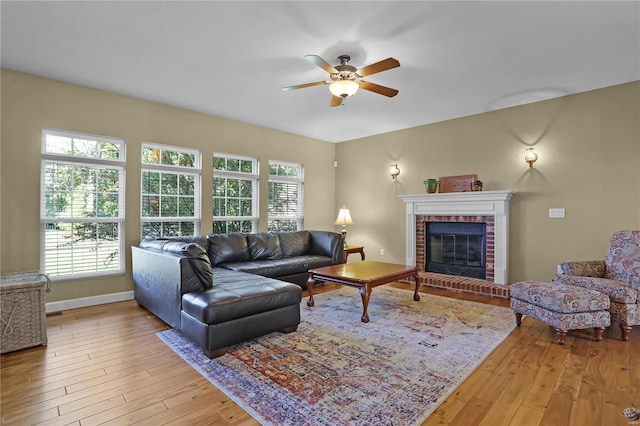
[413,273,421,301]
[306,274,315,307]
[359,284,372,323]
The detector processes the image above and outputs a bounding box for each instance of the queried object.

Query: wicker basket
[1,271,51,353]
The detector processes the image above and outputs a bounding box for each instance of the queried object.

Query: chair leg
[620,324,632,341]
[594,327,605,342]
[555,329,567,345]
[515,312,523,326]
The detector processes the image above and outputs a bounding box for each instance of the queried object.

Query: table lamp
[334,206,354,247]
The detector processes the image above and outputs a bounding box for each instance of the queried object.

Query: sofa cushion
[138,240,213,290]
[221,255,333,278]
[206,233,250,266]
[139,238,167,252]
[181,268,302,325]
[139,236,209,251]
[279,231,310,257]
[553,274,638,304]
[247,233,283,260]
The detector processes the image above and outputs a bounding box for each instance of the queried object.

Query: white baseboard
[45,291,134,313]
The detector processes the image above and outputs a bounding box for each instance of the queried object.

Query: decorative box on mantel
[1,271,50,353]
[398,190,516,284]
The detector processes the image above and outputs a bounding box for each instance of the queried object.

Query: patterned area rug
[158,286,516,425]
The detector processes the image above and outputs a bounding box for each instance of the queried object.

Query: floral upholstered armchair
[553,230,640,341]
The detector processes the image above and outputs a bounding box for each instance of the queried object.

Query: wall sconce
[525,148,538,168]
[334,206,354,247]
[390,164,400,179]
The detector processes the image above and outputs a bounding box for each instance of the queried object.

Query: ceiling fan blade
[330,95,343,107]
[282,81,327,91]
[359,81,399,97]
[356,57,400,77]
[304,54,338,74]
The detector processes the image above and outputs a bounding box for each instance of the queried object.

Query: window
[141,144,201,238]
[213,153,258,233]
[41,129,125,279]
[268,160,304,231]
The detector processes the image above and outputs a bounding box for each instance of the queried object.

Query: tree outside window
[141,144,201,238]
[268,161,303,231]
[213,154,258,234]
[41,129,125,279]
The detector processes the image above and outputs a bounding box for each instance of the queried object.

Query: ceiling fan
[282,54,400,107]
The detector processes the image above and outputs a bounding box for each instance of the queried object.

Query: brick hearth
[416,272,510,298]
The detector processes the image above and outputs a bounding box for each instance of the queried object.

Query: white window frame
[268,160,304,231]
[40,129,125,280]
[213,153,259,234]
[141,143,201,238]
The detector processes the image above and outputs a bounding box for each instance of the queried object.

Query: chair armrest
[559,260,605,277]
[553,274,637,304]
[604,268,640,291]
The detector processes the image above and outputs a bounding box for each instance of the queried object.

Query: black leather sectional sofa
[132,230,343,357]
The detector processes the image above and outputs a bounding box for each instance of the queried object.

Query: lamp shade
[329,80,359,98]
[334,207,354,226]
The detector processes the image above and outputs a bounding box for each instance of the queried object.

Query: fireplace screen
[425,222,486,279]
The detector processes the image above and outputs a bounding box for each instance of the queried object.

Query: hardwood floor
[1,283,638,425]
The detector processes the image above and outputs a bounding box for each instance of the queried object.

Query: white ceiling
[2,1,639,143]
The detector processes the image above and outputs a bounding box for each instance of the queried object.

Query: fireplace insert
[425,222,486,279]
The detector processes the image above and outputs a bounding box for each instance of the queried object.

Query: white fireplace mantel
[398,190,515,284]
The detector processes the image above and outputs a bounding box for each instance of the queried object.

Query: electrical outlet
[549,208,566,218]
[380,248,385,256]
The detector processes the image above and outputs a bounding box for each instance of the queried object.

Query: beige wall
[1,69,336,302]
[2,69,638,305]
[336,81,640,282]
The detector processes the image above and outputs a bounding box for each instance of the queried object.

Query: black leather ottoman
[180,268,302,358]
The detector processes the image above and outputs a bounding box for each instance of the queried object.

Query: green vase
[424,179,438,193]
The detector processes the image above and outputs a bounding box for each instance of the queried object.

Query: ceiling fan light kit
[283,54,400,107]
[329,80,359,98]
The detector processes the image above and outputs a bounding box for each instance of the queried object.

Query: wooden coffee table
[306,261,420,323]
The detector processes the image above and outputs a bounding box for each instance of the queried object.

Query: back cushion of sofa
[140,236,209,251]
[166,235,209,250]
[247,233,283,260]
[157,241,213,290]
[279,231,310,257]
[139,237,169,251]
[206,233,250,266]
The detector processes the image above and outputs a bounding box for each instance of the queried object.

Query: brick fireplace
[399,190,515,297]
[419,215,495,281]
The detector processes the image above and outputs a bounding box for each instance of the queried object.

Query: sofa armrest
[132,243,213,329]
[553,274,637,304]
[559,260,605,277]
[308,231,345,265]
